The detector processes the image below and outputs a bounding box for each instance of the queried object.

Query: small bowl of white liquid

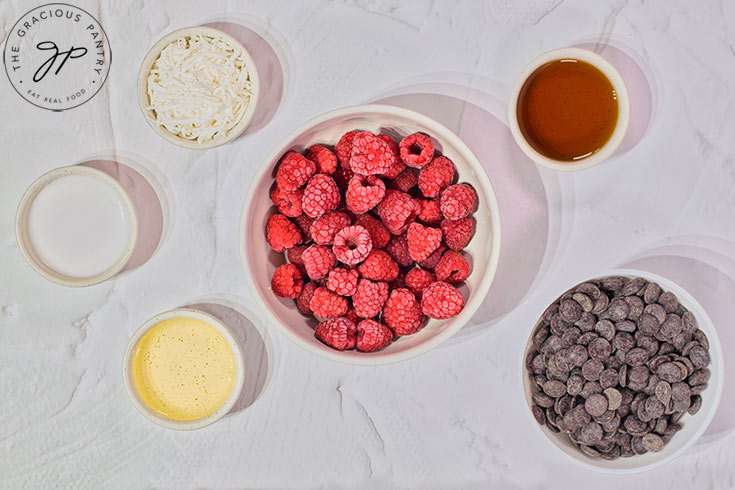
[16,165,138,287]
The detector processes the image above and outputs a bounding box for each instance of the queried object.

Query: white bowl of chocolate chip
[522,270,724,473]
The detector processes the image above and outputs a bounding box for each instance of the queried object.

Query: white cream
[27,174,132,278]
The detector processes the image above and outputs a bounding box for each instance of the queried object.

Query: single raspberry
[399,133,435,168]
[421,281,465,319]
[336,130,359,170]
[302,174,340,218]
[266,214,302,252]
[378,134,405,179]
[345,175,386,214]
[383,288,425,335]
[353,278,388,318]
[305,144,337,174]
[435,250,470,283]
[356,319,393,352]
[327,267,359,296]
[332,165,355,192]
[344,308,360,325]
[310,287,349,318]
[293,214,315,240]
[315,317,356,350]
[418,242,447,270]
[389,269,407,290]
[377,190,420,234]
[350,131,395,176]
[358,250,399,282]
[302,244,337,279]
[270,184,303,217]
[416,199,442,226]
[310,211,351,245]
[390,168,418,192]
[286,245,308,271]
[440,183,477,220]
[405,267,436,298]
[407,222,443,262]
[296,282,318,314]
[354,214,390,249]
[441,217,475,250]
[332,225,373,265]
[276,152,316,191]
[418,156,455,198]
[271,263,304,298]
[385,234,413,267]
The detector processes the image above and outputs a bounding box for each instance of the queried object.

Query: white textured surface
[1,0,735,488]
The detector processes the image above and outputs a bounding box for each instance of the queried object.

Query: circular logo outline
[3,2,112,111]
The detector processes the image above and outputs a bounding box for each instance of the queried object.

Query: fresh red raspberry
[383,288,425,335]
[405,267,436,298]
[315,317,356,350]
[271,263,304,298]
[385,234,413,267]
[266,214,302,252]
[310,211,351,245]
[353,214,390,249]
[390,168,418,192]
[418,156,455,198]
[345,175,386,214]
[336,130,359,170]
[356,319,393,352]
[302,174,340,218]
[305,144,337,174]
[441,217,475,250]
[389,268,407,290]
[327,267,359,296]
[293,214,315,240]
[353,278,388,318]
[350,131,395,175]
[296,282,318,314]
[310,287,349,318]
[418,242,447,270]
[407,222,443,262]
[332,165,354,192]
[286,245,308,271]
[377,190,420,234]
[416,199,442,226]
[302,244,337,279]
[270,184,303,217]
[399,133,435,168]
[440,183,477,220]
[435,250,470,283]
[378,134,405,179]
[276,152,316,191]
[421,281,465,319]
[344,308,360,325]
[332,225,373,265]
[358,250,399,282]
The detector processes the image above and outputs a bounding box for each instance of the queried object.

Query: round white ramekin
[122,308,246,430]
[240,104,502,365]
[15,165,138,287]
[508,47,631,171]
[521,269,724,473]
[137,26,260,149]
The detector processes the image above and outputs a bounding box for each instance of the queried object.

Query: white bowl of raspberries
[240,104,501,364]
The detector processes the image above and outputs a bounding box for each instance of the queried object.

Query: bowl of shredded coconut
[138,26,259,149]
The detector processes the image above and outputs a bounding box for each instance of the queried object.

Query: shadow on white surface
[369,76,566,343]
[203,16,290,135]
[80,153,172,274]
[620,236,735,443]
[184,297,277,414]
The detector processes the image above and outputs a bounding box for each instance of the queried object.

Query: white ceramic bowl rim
[136,25,260,150]
[15,165,138,287]
[521,269,725,473]
[239,104,502,366]
[507,47,631,172]
[122,308,246,430]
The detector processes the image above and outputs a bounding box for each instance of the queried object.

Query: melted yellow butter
[131,317,236,421]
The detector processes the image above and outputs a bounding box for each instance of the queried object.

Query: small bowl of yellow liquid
[123,309,245,430]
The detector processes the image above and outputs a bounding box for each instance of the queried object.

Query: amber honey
[517,59,619,162]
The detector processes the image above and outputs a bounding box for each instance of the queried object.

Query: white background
[1,0,735,488]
